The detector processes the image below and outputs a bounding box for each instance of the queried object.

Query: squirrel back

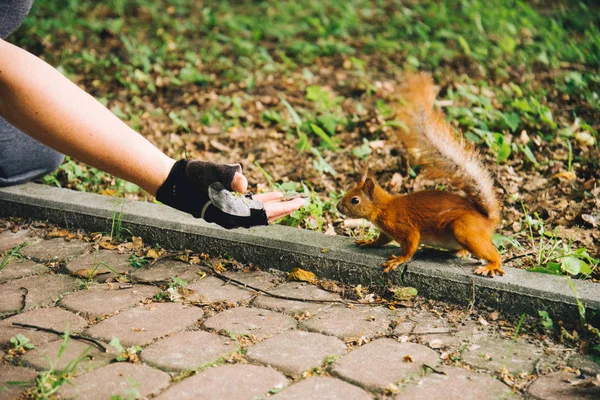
[393,72,500,224]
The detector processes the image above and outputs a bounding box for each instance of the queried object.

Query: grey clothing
[0,119,64,186]
[0,0,34,38]
[0,0,65,187]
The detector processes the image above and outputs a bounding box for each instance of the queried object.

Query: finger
[254,192,283,202]
[264,198,305,220]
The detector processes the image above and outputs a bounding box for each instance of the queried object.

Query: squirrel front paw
[382,256,409,273]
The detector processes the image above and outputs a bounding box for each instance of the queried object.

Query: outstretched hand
[230,172,305,223]
[157,160,306,229]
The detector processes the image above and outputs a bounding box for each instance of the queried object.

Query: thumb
[231,172,248,193]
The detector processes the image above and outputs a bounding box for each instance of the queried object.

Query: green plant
[520,208,598,278]
[565,277,600,359]
[109,337,142,363]
[9,334,35,352]
[169,277,188,289]
[110,196,126,241]
[0,243,26,272]
[538,310,553,330]
[128,255,149,269]
[502,313,526,372]
[29,325,92,399]
[153,276,189,301]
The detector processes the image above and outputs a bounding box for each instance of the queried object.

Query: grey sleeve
[0,0,34,39]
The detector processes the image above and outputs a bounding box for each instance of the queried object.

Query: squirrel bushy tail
[394,72,500,224]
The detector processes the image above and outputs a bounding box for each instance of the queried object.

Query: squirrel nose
[335,201,344,214]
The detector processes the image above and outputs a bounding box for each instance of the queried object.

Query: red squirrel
[337,73,503,277]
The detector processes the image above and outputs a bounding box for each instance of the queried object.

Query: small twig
[209,268,389,306]
[423,364,446,375]
[11,323,108,353]
[411,329,457,335]
[503,251,535,264]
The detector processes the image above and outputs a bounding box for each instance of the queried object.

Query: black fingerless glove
[156,160,268,229]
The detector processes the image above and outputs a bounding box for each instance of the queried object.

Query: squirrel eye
[351,197,360,205]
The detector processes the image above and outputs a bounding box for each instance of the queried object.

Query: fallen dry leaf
[552,171,577,181]
[72,268,108,278]
[122,236,143,250]
[168,287,208,304]
[189,256,202,265]
[99,241,118,250]
[98,189,118,196]
[145,248,161,259]
[287,267,317,284]
[319,280,340,293]
[403,355,414,363]
[47,229,71,238]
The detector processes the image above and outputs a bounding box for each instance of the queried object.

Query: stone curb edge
[1,183,598,324]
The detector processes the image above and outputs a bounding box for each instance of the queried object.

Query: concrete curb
[1,183,598,324]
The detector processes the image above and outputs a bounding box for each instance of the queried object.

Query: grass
[502,313,526,373]
[1,325,92,399]
[7,0,599,276]
[515,207,599,277]
[0,243,26,272]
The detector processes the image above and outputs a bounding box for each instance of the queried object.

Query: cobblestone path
[1,227,599,399]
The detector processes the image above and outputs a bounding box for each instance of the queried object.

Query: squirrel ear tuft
[360,165,370,184]
[363,177,375,199]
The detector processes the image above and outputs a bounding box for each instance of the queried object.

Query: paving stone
[331,339,440,392]
[19,238,89,262]
[411,312,453,334]
[567,353,600,376]
[58,362,170,399]
[186,276,255,303]
[21,338,114,375]
[222,270,281,290]
[202,307,296,340]
[0,286,23,315]
[59,283,160,320]
[527,371,600,400]
[131,259,207,283]
[142,330,239,372]
[0,259,48,283]
[64,250,132,281]
[0,274,80,312]
[155,364,288,400]
[417,320,490,350]
[0,229,37,253]
[84,302,203,347]
[299,305,391,341]
[0,308,88,349]
[395,366,518,399]
[245,330,346,376]
[252,282,339,316]
[271,376,372,400]
[0,364,38,400]
[462,337,544,374]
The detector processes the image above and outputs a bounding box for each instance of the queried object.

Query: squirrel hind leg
[450,217,504,278]
[474,263,504,277]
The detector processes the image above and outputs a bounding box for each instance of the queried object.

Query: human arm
[0,38,304,224]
